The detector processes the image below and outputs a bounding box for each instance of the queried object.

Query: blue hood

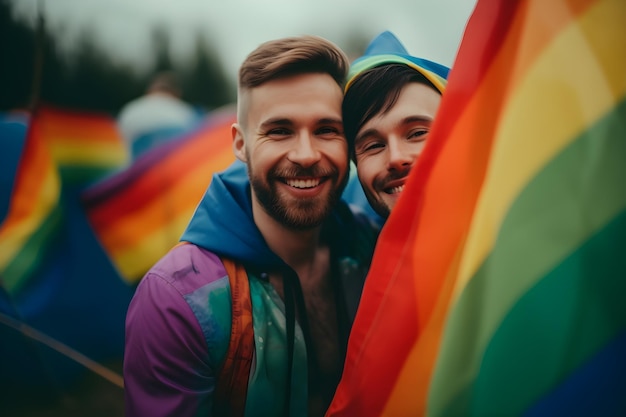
[181,160,360,269]
[181,160,283,268]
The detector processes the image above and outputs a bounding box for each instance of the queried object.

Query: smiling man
[342,31,449,219]
[123,35,379,417]
[234,72,348,230]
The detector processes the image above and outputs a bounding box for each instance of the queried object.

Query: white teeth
[286,178,320,189]
[388,185,404,194]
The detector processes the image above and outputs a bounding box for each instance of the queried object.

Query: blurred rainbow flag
[0,106,127,294]
[327,0,626,416]
[36,106,129,185]
[1,105,134,394]
[0,110,61,294]
[82,107,237,283]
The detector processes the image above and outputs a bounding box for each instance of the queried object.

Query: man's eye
[267,128,291,137]
[408,129,429,141]
[366,142,385,151]
[357,141,385,155]
[317,126,342,136]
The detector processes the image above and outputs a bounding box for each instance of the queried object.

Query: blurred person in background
[117,71,201,160]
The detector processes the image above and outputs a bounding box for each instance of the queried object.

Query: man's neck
[251,200,324,273]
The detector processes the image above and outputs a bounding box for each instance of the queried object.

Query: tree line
[0,0,236,116]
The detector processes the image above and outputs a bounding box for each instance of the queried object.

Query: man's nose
[287,132,321,167]
[387,138,415,171]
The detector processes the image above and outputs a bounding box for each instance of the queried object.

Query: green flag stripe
[428,96,626,416]
[454,210,626,416]
[1,205,64,294]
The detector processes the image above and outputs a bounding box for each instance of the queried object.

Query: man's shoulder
[127,243,235,373]
[146,243,230,296]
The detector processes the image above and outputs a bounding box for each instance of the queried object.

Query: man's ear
[232,123,247,162]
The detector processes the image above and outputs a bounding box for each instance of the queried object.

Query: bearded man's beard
[248,165,348,230]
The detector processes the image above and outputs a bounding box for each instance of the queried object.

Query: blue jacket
[124,161,379,417]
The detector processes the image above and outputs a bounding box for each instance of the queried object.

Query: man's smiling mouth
[284,178,323,189]
[385,184,404,194]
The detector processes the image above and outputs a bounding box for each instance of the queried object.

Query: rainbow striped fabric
[327,0,626,416]
[35,106,129,184]
[0,106,136,391]
[0,111,61,294]
[0,106,128,294]
[82,107,237,283]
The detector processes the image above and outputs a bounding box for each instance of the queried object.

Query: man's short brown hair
[237,35,349,124]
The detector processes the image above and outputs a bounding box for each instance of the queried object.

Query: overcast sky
[11,0,477,83]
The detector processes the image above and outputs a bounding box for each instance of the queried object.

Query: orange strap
[214,257,254,417]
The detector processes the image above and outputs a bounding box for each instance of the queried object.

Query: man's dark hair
[342,64,439,159]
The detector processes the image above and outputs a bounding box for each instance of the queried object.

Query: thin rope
[0,311,124,389]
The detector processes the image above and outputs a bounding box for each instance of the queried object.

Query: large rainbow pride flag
[82,107,237,283]
[327,0,626,416]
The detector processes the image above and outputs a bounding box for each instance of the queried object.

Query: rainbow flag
[0,106,129,294]
[36,106,129,185]
[1,106,136,395]
[327,0,626,416]
[82,107,237,283]
[0,110,62,294]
